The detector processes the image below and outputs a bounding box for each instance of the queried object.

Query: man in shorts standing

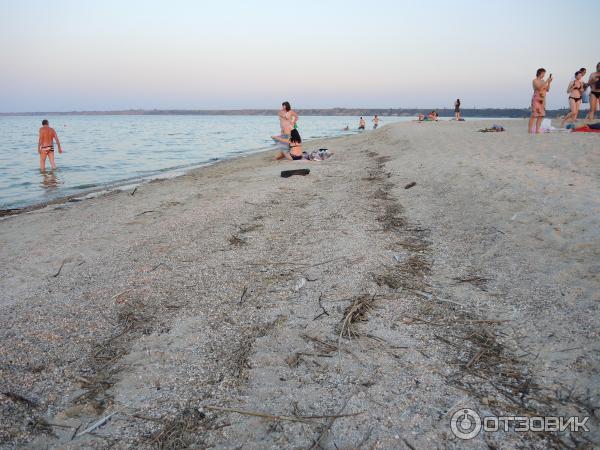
[38,119,62,171]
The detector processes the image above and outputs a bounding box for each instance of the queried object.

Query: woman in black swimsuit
[586,62,600,121]
[562,71,585,126]
[274,128,304,160]
[454,99,461,120]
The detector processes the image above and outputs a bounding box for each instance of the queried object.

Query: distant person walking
[528,68,553,134]
[586,62,600,121]
[38,119,62,171]
[372,115,380,129]
[358,117,366,130]
[454,99,461,120]
[561,71,585,126]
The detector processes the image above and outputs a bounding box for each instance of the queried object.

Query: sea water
[1,115,416,209]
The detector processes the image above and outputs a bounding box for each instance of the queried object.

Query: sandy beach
[1,121,598,448]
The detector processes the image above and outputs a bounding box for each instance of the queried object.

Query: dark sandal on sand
[281,169,310,178]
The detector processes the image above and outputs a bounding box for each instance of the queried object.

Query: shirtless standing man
[358,117,366,130]
[586,63,600,121]
[372,115,380,129]
[38,119,62,171]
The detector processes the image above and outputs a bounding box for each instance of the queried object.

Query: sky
[1,0,597,112]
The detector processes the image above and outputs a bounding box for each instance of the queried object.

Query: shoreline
[1,121,598,448]
[0,118,525,216]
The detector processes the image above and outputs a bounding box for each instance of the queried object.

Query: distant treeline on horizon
[1,108,573,118]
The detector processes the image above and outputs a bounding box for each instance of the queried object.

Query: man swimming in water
[38,119,62,171]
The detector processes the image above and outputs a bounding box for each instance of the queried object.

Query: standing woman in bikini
[561,71,585,126]
[586,63,600,121]
[528,68,553,134]
[281,101,299,135]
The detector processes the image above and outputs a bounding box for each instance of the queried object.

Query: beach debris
[135,210,155,216]
[453,274,490,291]
[147,406,206,447]
[479,125,504,132]
[205,405,361,425]
[309,397,354,449]
[313,293,329,320]
[301,334,338,354]
[239,286,248,305]
[404,181,417,189]
[238,223,262,234]
[338,294,376,338]
[228,235,246,246]
[75,411,117,438]
[130,187,137,196]
[285,353,301,368]
[0,208,21,217]
[2,391,38,408]
[51,259,67,278]
[281,169,310,178]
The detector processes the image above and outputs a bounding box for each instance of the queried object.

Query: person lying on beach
[373,115,379,129]
[561,71,585,127]
[428,111,438,121]
[528,68,553,134]
[417,113,425,121]
[38,119,62,172]
[358,117,366,130]
[275,129,303,161]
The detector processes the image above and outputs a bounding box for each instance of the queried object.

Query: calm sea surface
[0,115,414,209]
[0,115,505,209]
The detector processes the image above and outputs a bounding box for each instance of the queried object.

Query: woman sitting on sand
[528,68,553,134]
[562,71,585,127]
[275,129,303,161]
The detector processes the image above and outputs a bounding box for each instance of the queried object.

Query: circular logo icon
[450,408,482,440]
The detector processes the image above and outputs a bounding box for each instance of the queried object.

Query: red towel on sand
[573,125,600,133]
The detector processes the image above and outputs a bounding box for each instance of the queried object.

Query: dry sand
[1,120,598,449]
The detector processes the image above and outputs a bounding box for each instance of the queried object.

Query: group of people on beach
[274,102,303,161]
[273,101,382,161]
[358,115,379,130]
[529,62,600,134]
[415,99,461,122]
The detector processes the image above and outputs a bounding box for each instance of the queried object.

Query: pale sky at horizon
[1,0,598,112]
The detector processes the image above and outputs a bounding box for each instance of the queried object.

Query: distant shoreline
[0,107,571,118]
